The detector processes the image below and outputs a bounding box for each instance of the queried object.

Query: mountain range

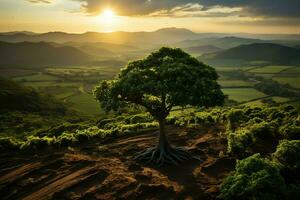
[1,28,300,66]
[201,43,300,65]
[1,28,300,48]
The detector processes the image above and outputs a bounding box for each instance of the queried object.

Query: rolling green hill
[0,41,93,67]
[174,37,264,49]
[201,43,300,65]
[0,77,66,113]
[183,45,222,55]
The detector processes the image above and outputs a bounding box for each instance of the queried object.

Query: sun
[100,8,116,23]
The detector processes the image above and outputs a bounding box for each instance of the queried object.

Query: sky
[1,0,300,34]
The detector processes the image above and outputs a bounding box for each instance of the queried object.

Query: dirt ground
[0,125,236,200]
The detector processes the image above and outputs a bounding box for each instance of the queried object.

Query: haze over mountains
[201,43,300,65]
[0,41,92,66]
[1,27,300,66]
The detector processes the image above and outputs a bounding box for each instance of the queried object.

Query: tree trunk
[157,118,170,150]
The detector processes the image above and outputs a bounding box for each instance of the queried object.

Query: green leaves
[220,154,286,200]
[94,47,225,119]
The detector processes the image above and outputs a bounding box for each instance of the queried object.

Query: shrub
[128,114,153,124]
[20,136,55,150]
[97,118,116,128]
[56,132,77,147]
[227,129,253,157]
[272,140,300,172]
[279,125,300,140]
[227,109,245,131]
[0,137,22,151]
[220,154,286,200]
[250,122,276,139]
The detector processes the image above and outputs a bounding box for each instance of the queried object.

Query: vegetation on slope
[202,43,300,64]
[0,41,92,66]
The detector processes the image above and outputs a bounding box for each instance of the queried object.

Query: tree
[94,47,225,166]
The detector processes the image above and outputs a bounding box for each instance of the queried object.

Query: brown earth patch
[0,125,234,200]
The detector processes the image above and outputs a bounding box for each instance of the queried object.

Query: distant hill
[0,41,93,67]
[183,45,222,55]
[0,28,201,46]
[63,41,137,55]
[201,43,300,64]
[175,36,265,49]
[0,78,66,113]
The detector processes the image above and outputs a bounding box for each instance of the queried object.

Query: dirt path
[0,126,235,200]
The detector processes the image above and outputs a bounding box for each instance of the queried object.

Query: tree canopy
[94,47,225,119]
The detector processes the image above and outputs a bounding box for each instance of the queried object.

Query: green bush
[97,118,116,128]
[227,129,253,157]
[128,114,153,124]
[279,125,300,140]
[20,136,55,150]
[220,154,286,200]
[250,122,276,139]
[0,137,23,151]
[272,140,300,172]
[56,132,77,147]
[227,109,245,131]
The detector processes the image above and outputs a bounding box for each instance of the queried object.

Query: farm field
[68,93,102,115]
[222,88,267,102]
[278,66,300,74]
[272,76,300,89]
[248,65,292,74]
[13,73,59,82]
[218,79,255,88]
[0,68,35,77]
[8,63,300,114]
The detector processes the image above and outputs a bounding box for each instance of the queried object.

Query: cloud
[72,0,300,18]
[149,4,243,18]
[26,0,53,3]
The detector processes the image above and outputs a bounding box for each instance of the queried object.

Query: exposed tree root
[134,146,198,167]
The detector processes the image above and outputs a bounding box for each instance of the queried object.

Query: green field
[218,79,255,88]
[0,69,35,78]
[248,66,292,74]
[222,88,267,102]
[272,77,300,89]
[68,93,102,115]
[279,66,300,74]
[9,63,299,115]
[13,73,59,82]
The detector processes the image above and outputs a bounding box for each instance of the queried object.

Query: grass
[248,66,292,74]
[0,69,35,78]
[243,96,290,107]
[46,66,120,79]
[218,79,255,88]
[254,73,275,79]
[222,88,267,102]
[22,81,81,89]
[68,93,102,115]
[14,73,59,82]
[272,97,291,103]
[243,100,264,106]
[279,67,300,74]
[272,77,300,89]
[55,92,76,99]
[288,100,300,108]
